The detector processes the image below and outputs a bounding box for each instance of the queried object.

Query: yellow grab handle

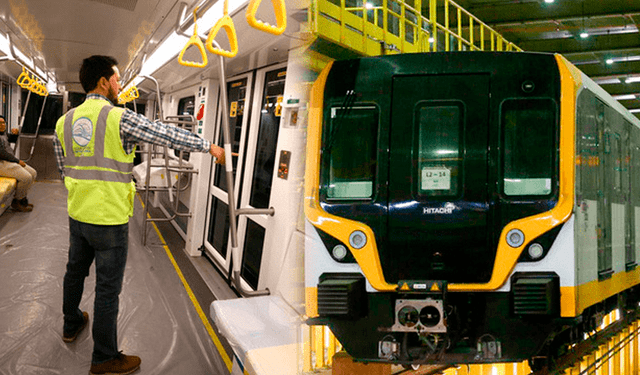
[246,0,287,35]
[178,8,208,68]
[39,83,49,96]
[178,24,208,68]
[129,86,139,99]
[205,14,238,58]
[17,69,31,88]
[26,78,38,91]
[36,81,47,96]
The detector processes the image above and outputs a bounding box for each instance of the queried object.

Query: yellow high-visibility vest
[55,98,136,225]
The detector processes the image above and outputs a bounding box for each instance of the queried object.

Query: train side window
[501,99,556,196]
[325,105,378,199]
[415,103,461,197]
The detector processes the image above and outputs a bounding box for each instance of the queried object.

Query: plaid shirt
[53,94,211,178]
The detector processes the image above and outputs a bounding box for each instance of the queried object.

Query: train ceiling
[457,0,640,117]
[0,0,192,92]
[0,0,301,94]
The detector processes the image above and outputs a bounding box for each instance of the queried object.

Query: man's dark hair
[0,115,5,121]
[79,55,118,93]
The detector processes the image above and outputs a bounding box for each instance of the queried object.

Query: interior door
[384,74,492,284]
[203,63,287,291]
[204,74,253,273]
[235,64,287,291]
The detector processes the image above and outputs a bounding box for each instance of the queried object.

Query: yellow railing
[308,0,521,57]
[303,311,640,373]
[303,325,341,372]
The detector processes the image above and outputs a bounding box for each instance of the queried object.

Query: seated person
[0,115,37,212]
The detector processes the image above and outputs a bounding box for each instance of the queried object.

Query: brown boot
[89,353,141,375]
[19,197,33,209]
[11,198,32,212]
[62,311,88,343]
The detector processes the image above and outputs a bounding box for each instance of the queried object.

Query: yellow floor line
[137,195,233,372]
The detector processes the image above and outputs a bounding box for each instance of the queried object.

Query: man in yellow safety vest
[53,55,225,375]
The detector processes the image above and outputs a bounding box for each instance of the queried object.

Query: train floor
[0,181,236,375]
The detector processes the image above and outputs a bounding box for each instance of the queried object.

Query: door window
[416,103,462,197]
[248,68,286,208]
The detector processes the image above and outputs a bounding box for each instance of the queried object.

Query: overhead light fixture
[138,0,246,77]
[613,94,636,100]
[544,0,554,3]
[629,109,640,113]
[579,2,588,39]
[593,78,621,85]
[625,77,640,84]
[606,59,614,64]
[364,2,374,9]
[0,32,12,58]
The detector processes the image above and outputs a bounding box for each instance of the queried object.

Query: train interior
[0,0,311,374]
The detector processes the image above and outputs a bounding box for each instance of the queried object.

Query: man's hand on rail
[210,144,225,165]
[209,144,239,165]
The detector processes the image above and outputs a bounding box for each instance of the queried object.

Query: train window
[416,104,461,197]
[325,105,378,199]
[502,99,555,196]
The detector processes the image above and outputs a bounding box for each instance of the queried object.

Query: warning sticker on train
[196,104,204,121]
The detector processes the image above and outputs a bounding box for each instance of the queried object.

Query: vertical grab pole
[139,74,166,245]
[15,90,32,156]
[23,94,47,162]
[214,46,238,249]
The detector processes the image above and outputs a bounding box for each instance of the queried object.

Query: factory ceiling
[457,0,640,117]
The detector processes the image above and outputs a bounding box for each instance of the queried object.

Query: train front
[305,52,575,365]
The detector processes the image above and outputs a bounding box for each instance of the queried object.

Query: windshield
[324,105,379,199]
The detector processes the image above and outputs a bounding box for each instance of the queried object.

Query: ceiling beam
[514,32,640,53]
[577,60,640,77]
[460,0,640,24]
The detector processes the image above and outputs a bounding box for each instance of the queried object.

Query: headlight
[349,230,367,249]
[527,243,544,259]
[332,244,348,260]
[506,229,525,248]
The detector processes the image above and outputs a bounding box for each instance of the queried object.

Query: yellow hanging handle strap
[16,68,48,96]
[17,68,31,88]
[118,85,139,104]
[205,0,238,58]
[178,7,208,68]
[246,0,287,35]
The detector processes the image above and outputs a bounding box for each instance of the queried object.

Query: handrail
[138,75,200,245]
[176,0,217,37]
[178,7,209,68]
[205,0,238,58]
[245,0,287,35]
[310,0,521,55]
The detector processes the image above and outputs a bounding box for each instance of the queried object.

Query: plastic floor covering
[0,181,230,375]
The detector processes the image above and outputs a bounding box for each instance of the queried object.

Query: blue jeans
[63,217,128,364]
